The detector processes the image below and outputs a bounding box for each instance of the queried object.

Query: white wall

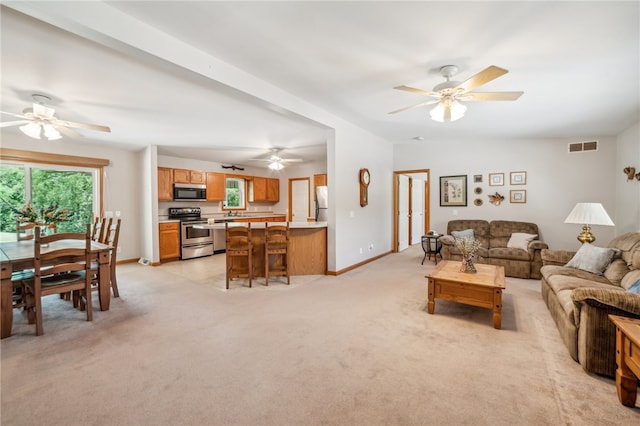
[616,122,640,234]
[394,135,618,251]
[0,134,143,262]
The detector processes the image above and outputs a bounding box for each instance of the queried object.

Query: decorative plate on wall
[474,187,483,194]
[474,198,483,206]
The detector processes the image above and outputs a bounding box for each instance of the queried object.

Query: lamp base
[577,225,595,244]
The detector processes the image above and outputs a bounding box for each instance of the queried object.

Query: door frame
[393,169,430,253]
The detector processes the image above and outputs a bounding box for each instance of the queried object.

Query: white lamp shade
[268,161,284,170]
[430,99,466,122]
[564,203,614,226]
[19,122,42,139]
[43,124,62,140]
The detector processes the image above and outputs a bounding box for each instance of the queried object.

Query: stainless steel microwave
[173,183,206,201]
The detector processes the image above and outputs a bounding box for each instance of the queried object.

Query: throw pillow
[507,232,538,251]
[565,243,618,276]
[451,229,474,240]
[627,280,640,294]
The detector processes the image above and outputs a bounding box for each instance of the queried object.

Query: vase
[460,255,477,273]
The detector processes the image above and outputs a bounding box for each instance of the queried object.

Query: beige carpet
[1,245,639,425]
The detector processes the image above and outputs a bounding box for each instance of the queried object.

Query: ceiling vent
[568,140,598,153]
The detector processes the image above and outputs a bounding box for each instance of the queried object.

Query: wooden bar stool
[264,222,290,286]
[225,223,253,289]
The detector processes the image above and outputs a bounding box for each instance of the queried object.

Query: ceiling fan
[389,65,523,122]
[0,94,111,140]
[249,148,303,170]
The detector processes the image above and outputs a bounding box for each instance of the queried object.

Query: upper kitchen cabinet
[250,177,280,203]
[313,173,327,200]
[206,172,226,201]
[158,167,174,201]
[174,168,206,184]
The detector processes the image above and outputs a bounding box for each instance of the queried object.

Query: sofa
[540,232,640,377]
[439,220,548,279]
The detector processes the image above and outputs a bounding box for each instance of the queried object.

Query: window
[0,162,99,241]
[224,177,246,210]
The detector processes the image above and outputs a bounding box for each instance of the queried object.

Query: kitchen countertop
[159,213,286,224]
[193,221,327,230]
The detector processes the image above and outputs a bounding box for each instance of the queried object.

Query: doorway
[288,177,310,222]
[393,169,430,253]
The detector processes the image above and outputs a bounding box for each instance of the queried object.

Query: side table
[609,314,640,407]
[421,234,442,265]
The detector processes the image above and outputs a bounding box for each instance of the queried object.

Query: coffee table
[426,260,506,329]
[609,314,640,407]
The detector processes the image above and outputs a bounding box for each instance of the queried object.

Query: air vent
[568,141,598,153]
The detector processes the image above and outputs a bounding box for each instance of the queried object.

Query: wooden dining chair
[13,221,57,308]
[264,222,290,286]
[23,225,93,336]
[98,217,121,297]
[91,217,107,242]
[225,222,253,289]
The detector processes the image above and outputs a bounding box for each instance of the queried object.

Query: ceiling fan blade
[456,66,509,93]
[1,110,29,119]
[282,158,303,163]
[0,120,30,128]
[393,85,440,97]
[53,119,111,133]
[388,99,439,115]
[55,125,83,138]
[461,91,524,101]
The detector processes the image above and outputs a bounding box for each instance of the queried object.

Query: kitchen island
[194,222,327,276]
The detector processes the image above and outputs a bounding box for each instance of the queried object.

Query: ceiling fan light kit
[390,65,523,123]
[268,160,284,170]
[1,93,111,140]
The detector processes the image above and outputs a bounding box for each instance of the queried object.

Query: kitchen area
[157,162,328,276]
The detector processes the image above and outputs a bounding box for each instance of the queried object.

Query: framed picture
[473,174,483,183]
[489,173,504,186]
[510,171,527,185]
[440,175,467,207]
[510,189,527,203]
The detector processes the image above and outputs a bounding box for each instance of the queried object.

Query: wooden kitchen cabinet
[206,172,226,201]
[174,168,205,184]
[313,173,327,200]
[251,177,280,202]
[158,167,174,201]
[159,222,180,261]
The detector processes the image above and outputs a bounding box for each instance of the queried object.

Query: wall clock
[359,168,370,207]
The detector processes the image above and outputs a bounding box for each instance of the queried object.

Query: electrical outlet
[117,247,121,253]
[359,247,363,254]
[115,211,121,217]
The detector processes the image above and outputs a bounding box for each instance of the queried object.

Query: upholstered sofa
[439,220,548,279]
[540,232,640,377]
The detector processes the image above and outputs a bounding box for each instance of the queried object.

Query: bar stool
[264,222,290,286]
[225,223,253,289]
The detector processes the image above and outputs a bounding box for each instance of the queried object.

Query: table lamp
[564,202,614,244]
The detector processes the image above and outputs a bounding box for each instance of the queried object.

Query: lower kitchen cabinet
[159,222,180,261]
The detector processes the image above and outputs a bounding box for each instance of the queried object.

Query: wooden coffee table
[426,260,506,329]
[609,315,640,407]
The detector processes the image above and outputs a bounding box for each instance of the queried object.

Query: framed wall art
[440,175,467,207]
[510,189,527,203]
[489,173,504,186]
[473,174,483,183]
[510,171,527,185]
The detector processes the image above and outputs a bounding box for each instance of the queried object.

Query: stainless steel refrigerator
[315,185,328,221]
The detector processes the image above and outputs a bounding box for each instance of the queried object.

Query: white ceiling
[1,2,638,168]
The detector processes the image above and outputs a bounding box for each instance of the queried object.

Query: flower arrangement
[454,237,482,273]
[14,202,73,226]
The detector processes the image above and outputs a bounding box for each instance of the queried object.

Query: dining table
[0,239,112,339]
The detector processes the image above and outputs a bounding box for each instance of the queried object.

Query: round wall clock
[359,168,370,206]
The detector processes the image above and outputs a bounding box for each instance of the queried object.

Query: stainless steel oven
[169,207,214,260]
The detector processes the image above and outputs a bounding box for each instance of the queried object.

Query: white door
[290,179,310,222]
[411,178,424,244]
[398,174,409,251]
